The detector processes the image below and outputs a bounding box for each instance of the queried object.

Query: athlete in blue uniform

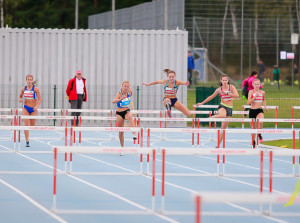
[112,81,137,147]
[19,74,42,147]
[142,69,191,117]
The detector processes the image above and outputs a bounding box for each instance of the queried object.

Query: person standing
[242,71,262,100]
[247,78,268,148]
[142,69,191,118]
[187,50,195,86]
[196,74,239,147]
[66,70,87,126]
[273,65,280,89]
[18,74,42,147]
[257,60,266,84]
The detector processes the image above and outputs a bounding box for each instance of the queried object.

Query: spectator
[257,60,266,84]
[66,70,87,126]
[293,64,298,77]
[273,65,280,89]
[187,50,195,86]
[242,71,262,100]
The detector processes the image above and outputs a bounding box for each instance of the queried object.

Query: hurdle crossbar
[193,105,219,109]
[66,109,112,113]
[52,147,156,214]
[194,192,300,223]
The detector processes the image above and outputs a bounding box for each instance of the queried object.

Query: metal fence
[89,0,184,30]
[185,16,300,84]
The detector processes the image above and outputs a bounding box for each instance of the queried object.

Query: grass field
[187,82,300,128]
[262,139,300,149]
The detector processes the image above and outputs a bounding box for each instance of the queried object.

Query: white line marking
[0,178,68,223]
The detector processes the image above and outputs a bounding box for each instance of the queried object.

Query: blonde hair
[219,74,230,86]
[163,69,176,77]
[26,74,38,85]
[121,80,130,87]
[26,74,33,80]
[252,78,260,86]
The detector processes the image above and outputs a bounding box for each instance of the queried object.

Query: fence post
[136,85,140,112]
[53,85,57,126]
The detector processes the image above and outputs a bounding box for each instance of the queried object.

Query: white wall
[0,28,188,125]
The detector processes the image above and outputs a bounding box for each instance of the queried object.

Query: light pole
[75,0,78,29]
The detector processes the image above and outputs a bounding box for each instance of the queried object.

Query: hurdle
[292,106,300,129]
[194,192,300,223]
[158,148,264,213]
[17,115,71,142]
[52,146,157,214]
[71,126,141,147]
[243,105,279,128]
[0,108,14,127]
[0,114,16,140]
[66,109,114,127]
[16,108,64,126]
[156,147,300,215]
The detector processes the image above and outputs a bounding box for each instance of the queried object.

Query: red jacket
[66,77,87,101]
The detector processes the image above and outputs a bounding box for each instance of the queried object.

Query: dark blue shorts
[24,105,35,114]
[163,98,178,107]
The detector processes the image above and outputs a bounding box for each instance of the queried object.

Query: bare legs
[211,108,229,147]
[163,99,192,116]
[22,108,37,144]
[116,111,136,147]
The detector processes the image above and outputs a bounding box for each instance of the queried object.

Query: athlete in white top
[142,69,191,117]
[196,74,239,147]
[247,78,268,147]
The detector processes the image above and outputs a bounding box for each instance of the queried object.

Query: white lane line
[66,175,178,223]
[2,142,178,223]
[0,178,68,223]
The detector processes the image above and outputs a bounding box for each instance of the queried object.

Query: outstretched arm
[142,80,164,86]
[196,88,220,106]
[175,80,190,86]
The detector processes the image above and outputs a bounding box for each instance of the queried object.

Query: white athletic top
[252,91,263,103]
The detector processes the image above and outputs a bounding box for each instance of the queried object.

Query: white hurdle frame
[243,105,279,129]
[52,147,156,213]
[71,126,142,145]
[194,192,300,223]
[16,108,64,126]
[292,106,300,129]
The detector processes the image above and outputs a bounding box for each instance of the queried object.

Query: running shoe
[167,110,172,118]
[133,135,137,141]
[26,142,30,147]
[252,140,256,148]
[258,134,263,143]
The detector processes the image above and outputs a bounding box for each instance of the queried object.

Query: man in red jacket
[66,70,87,126]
